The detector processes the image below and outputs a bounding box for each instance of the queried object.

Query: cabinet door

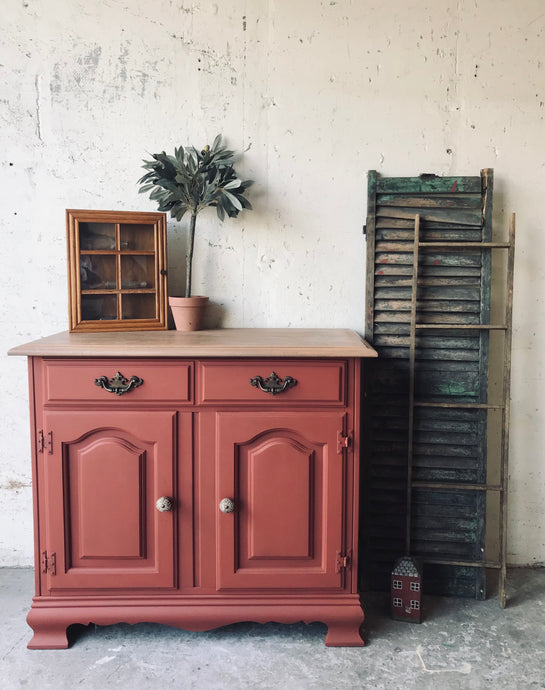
[41,410,177,591]
[216,412,346,590]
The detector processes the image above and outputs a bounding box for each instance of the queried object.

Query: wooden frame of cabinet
[66,209,168,332]
[9,329,377,649]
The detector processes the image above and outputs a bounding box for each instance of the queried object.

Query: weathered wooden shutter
[362,170,493,598]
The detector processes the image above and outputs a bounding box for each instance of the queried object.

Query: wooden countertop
[8,329,378,359]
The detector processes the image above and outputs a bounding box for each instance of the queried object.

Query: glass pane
[121,294,156,320]
[81,295,118,321]
[121,255,155,289]
[79,223,116,250]
[80,255,117,290]
[120,224,155,251]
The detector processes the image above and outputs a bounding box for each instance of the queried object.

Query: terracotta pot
[168,296,209,331]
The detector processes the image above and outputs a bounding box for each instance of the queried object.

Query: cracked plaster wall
[1,0,544,567]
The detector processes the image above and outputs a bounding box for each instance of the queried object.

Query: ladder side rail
[405,214,420,555]
[499,212,516,608]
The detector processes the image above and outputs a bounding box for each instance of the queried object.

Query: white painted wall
[1,0,544,567]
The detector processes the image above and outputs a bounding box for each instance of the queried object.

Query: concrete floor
[1,568,544,689]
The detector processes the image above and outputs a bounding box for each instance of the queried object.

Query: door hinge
[337,430,351,454]
[336,549,352,573]
[41,551,56,575]
[37,430,53,454]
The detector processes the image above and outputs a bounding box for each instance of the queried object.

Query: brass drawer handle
[249,371,297,396]
[94,371,144,396]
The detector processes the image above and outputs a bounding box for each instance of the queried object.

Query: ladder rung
[418,241,511,249]
[414,402,505,410]
[415,323,507,330]
[419,558,501,569]
[412,481,503,492]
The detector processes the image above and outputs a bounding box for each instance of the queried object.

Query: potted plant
[137,134,253,330]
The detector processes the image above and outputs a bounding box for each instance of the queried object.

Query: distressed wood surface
[365,171,378,339]
[376,206,482,226]
[376,175,482,194]
[9,328,377,359]
[378,193,482,208]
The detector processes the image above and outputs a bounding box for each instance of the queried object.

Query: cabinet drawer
[197,360,346,405]
[43,359,192,403]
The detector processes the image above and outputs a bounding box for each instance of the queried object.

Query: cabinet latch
[37,430,53,454]
[41,551,56,575]
[336,549,351,573]
[337,431,351,454]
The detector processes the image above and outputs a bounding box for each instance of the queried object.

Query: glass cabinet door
[67,210,168,332]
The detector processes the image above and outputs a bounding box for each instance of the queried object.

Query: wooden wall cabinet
[9,329,377,649]
[66,209,168,332]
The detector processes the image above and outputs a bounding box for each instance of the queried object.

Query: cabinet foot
[324,611,365,647]
[27,610,69,649]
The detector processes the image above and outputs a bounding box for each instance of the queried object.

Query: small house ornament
[391,556,423,623]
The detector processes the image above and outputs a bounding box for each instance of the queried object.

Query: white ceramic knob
[156,496,174,512]
[219,498,235,514]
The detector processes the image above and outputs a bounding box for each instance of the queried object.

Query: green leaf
[173,206,187,221]
[219,194,239,218]
[175,170,190,184]
[223,178,242,190]
[222,190,242,211]
[219,194,232,211]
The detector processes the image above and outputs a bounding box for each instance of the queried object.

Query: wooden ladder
[405,213,516,607]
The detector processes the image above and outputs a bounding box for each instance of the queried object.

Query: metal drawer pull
[94,371,144,396]
[249,371,297,395]
[219,498,236,514]
[156,496,174,512]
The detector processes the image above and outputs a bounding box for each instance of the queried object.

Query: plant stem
[185,212,197,298]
